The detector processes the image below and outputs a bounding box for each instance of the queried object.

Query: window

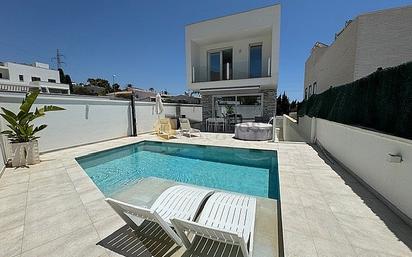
[249,44,262,78]
[0,73,3,79]
[305,88,308,100]
[309,85,312,96]
[313,82,317,94]
[19,75,24,81]
[213,94,263,123]
[48,79,56,83]
[208,48,233,81]
[31,77,40,81]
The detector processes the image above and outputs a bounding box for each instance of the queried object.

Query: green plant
[0,90,65,143]
[225,105,234,115]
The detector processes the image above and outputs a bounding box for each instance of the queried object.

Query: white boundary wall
[0,92,201,157]
[292,115,412,221]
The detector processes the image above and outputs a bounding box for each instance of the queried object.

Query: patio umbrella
[155,93,164,118]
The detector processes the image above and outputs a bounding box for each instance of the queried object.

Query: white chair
[171,192,256,257]
[106,185,214,246]
[179,118,201,138]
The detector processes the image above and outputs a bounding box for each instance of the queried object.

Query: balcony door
[249,44,262,78]
[208,48,232,81]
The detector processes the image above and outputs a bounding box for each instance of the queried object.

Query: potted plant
[0,90,65,167]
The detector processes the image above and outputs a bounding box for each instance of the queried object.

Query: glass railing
[191,60,272,83]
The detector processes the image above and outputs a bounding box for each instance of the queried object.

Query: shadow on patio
[98,221,180,257]
[311,144,412,251]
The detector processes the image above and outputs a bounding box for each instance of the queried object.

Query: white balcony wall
[192,34,272,82]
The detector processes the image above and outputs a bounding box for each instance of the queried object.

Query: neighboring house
[164,94,201,104]
[0,61,70,94]
[304,5,412,99]
[126,87,157,101]
[185,5,281,129]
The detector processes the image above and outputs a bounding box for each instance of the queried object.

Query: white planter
[11,140,40,167]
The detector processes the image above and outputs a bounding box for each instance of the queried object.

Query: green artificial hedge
[298,61,412,140]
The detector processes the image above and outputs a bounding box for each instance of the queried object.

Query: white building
[185,5,281,130]
[0,62,70,94]
[304,5,412,99]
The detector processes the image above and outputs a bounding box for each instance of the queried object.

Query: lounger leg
[171,220,192,249]
[240,239,249,257]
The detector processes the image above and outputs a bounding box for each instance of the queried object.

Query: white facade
[186,5,280,91]
[304,5,412,99]
[0,62,70,94]
[185,5,281,126]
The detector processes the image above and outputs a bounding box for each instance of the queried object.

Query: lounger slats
[172,192,256,257]
[106,185,213,247]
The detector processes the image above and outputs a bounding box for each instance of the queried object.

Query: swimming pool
[76,141,279,199]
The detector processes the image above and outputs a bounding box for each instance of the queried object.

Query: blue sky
[1,0,411,100]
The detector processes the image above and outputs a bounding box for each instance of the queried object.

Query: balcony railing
[192,58,271,83]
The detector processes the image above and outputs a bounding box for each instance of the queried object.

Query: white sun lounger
[171,192,256,257]
[179,118,201,138]
[105,185,214,246]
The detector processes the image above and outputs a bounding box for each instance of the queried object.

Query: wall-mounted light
[386,153,402,163]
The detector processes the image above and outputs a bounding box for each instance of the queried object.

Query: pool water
[76,141,279,199]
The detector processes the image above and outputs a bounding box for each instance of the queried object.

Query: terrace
[1,133,411,257]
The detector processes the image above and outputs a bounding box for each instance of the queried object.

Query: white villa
[0,61,70,94]
[304,5,412,99]
[185,5,280,130]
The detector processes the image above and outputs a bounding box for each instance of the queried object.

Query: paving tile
[0,182,28,199]
[72,176,98,193]
[0,171,29,187]
[93,214,126,240]
[84,198,116,223]
[0,225,24,257]
[28,167,67,183]
[353,247,407,257]
[21,225,106,257]
[22,205,92,251]
[298,189,330,210]
[304,206,350,243]
[25,192,83,223]
[312,237,357,257]
[79,187,105,204]
[27,181,76,204]
[281,203,311,236]
[334,213,412,257]
[283,231,317,257]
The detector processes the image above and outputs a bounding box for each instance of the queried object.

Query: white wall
[186,4,280,90]
[0,93,131,153]
[291,116,412,222]
[282,115,305,142]
[304,20,358,96]
[0,93,202,159]
[354,6,412,80]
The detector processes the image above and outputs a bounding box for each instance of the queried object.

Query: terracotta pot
[10,140,40,167]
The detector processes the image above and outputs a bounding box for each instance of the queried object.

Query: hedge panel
[298,61,412,140]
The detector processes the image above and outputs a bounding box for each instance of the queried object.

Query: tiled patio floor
[0,133,411,257]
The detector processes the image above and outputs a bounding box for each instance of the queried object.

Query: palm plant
[0,90,65,143]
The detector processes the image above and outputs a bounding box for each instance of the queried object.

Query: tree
[58,68,73,92]
[112,83,120,92]
[148,87,155,92]
[276,91,296,115]
[87,78,113,95]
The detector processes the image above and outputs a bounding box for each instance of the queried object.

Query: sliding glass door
[212,94,263,132]
[208,48,232,81]
[209,52,221,81]
[249,44,262,78]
